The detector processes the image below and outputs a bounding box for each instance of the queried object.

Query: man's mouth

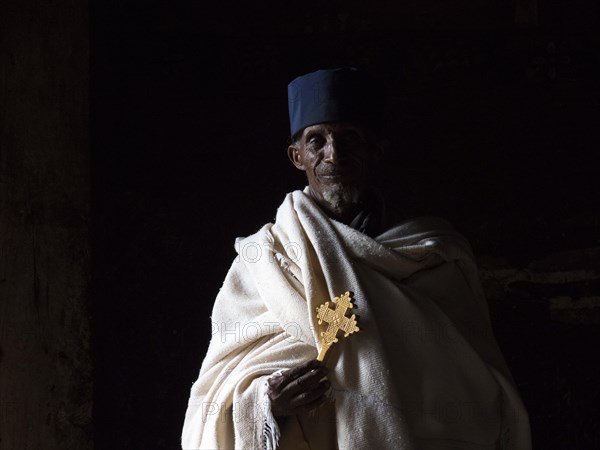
[319,174,350,185]
[320,172,344,179]
[317,166,355,180]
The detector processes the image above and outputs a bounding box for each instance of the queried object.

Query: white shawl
[181,190,531,450]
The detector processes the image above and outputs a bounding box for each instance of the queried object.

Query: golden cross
[315,291,360,361]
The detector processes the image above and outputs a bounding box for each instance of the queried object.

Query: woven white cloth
[181,190,531,450]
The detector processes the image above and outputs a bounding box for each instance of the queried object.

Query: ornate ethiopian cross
[315,291,360,361]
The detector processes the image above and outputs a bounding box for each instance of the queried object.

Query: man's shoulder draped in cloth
[181,189,531,450]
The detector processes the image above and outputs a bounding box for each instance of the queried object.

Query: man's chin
[321,183,364,214]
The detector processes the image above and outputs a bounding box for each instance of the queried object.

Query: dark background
[91,1,600,449]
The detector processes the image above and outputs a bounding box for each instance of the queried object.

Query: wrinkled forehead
[300,122,369,137]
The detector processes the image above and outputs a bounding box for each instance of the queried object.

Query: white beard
[322,183,363,213]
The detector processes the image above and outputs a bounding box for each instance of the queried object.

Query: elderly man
[182,67,531,450]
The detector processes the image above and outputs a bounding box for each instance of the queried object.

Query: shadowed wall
[0,1,92,449]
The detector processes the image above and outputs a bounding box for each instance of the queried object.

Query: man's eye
[308,136,323,145]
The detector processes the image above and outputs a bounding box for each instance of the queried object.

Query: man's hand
[267,360,330,417]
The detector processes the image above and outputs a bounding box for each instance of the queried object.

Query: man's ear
[287,145,306,171]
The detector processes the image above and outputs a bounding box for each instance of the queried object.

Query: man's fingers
[268,360,330,417]
[267,373,287,387]
[280,362,327,390]
[288,379,330,408]
[279,370,327,399]
[283,359,324,380]
[295,365,328,387]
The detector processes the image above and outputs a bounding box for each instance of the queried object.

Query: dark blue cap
[287,67,384,138]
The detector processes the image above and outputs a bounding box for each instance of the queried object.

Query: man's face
[287,122,381,220]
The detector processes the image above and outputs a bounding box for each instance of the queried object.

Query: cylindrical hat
[287,67,384,138]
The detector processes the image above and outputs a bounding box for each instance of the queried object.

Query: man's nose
[323,138,339,164]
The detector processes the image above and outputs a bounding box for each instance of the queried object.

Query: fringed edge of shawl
[262,371,284,450]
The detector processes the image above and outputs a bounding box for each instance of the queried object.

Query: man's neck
[308,187,388,237]
[308,189,366,224]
